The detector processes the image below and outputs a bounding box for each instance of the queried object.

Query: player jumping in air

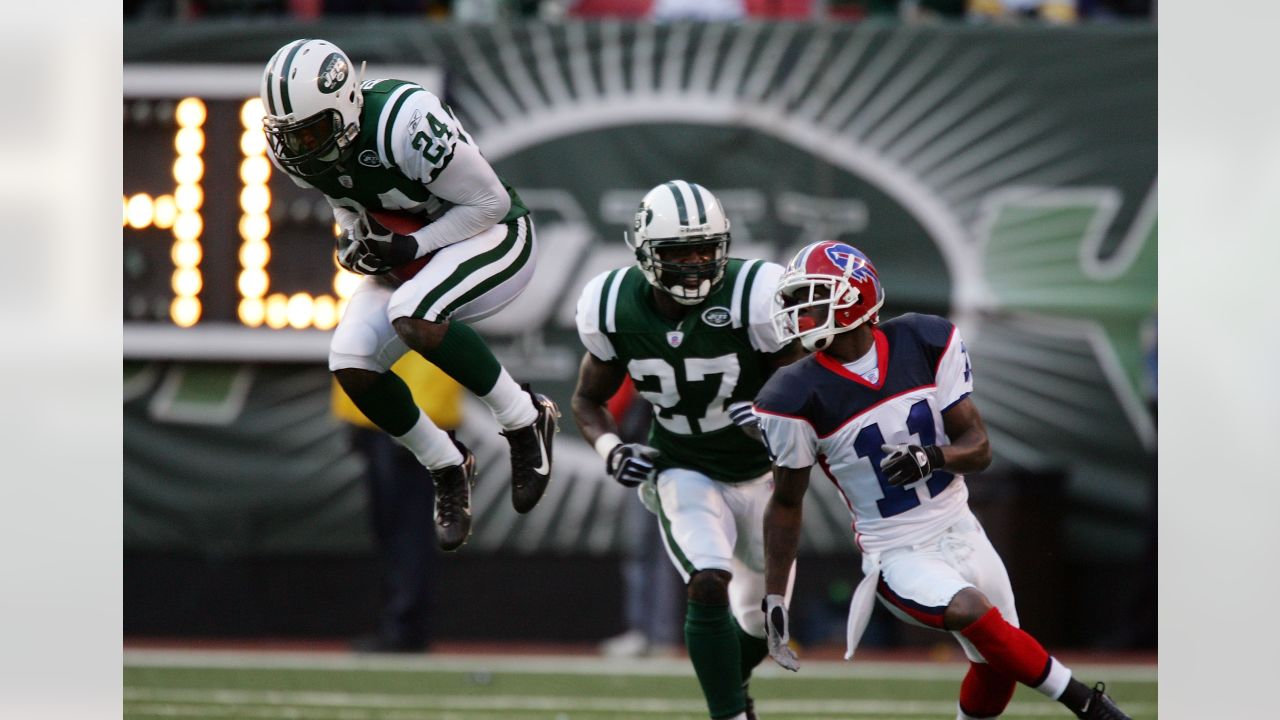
[572,181,802,720]
[260,39,558,552]
[755,241,1131,720]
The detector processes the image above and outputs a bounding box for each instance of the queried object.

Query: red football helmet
[772,241,885,352]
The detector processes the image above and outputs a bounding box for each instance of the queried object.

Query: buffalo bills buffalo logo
[822,243,875,281]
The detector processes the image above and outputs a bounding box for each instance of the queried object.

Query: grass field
[124,650,1157,720]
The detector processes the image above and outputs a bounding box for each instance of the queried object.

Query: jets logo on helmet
[260,39,364,177]
[626,180,731,305]
[316,53,349,94]
[774,240,885,352]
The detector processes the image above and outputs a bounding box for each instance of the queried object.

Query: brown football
[367,210,434,284]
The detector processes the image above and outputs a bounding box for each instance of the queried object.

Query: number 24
[411,113,452,163]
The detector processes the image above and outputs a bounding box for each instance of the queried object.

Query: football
[367,209,434,284]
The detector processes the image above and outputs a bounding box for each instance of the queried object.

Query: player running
[259,39,558,552]
[572,180,801,720]
[755,241,1131,720]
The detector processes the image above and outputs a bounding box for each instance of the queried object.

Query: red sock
[958,661,1016,718]
[959,607,1052,687]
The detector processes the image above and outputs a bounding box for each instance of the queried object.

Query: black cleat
[432,441,476,552]
[501,385,560,513]
[1076,682,1132,720]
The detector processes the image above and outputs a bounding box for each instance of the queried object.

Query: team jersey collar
[815,326,888,390]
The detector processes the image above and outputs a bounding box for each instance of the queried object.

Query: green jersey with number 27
[575,259,786,482]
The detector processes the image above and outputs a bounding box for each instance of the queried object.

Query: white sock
[479,368,536,430]
[393,412,463,470]
[1035,657,1072,700]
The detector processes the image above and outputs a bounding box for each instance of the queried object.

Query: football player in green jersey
[572,180,802,720]
[260,39,558,552]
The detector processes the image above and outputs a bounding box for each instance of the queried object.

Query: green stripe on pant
[412,216,526,321]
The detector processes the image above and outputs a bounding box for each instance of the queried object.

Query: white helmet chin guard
[260,39,363,177]
[626,180,731,305]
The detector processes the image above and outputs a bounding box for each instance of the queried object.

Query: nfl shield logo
[666,331,684,347]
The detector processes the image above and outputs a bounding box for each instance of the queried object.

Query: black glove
[879,444,946,487]
[606,442,659,488]
[335,231,392,275]
[727,401,763,443]
[356,212,419,268]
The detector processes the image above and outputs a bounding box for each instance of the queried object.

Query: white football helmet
[260,39,363,177]
[626,180,731,305]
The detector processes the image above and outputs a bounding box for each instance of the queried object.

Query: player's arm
[881,321,990,485]
[882,396,991,485]
[761,462,810,672]
[938,397,991,474]
[763,464,810,596]
[571,352,659,488]
[391,92,511,256]
[405,141,510,254]
[570,351,628,452]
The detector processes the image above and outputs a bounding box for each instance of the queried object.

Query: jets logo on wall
[439,23,1157,527]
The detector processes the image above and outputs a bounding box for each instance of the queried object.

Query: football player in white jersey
[260,39,558,552]
[572,181,802,720]
[754,241,1131,720]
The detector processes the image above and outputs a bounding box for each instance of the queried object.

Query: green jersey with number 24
[575,259,786,482]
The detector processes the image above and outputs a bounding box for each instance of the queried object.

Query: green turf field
[124,651,1157,720]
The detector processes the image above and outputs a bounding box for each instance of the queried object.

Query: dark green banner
[125,21,1155,558]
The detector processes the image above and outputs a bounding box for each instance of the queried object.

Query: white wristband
[594,432,623,462]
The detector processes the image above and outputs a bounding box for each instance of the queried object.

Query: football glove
[879,443,946,487]
[355,211,420,268]
[335,231,393,275]
[762,594,799,672]
[727,401,763,443]
[606,442,659,488]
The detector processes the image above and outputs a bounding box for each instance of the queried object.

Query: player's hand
[336,231,393,275]
[879,444,945,487]
[355,212,419,268]
[762,594,799,671]
[606,443,659,488]
[727,401,763,443]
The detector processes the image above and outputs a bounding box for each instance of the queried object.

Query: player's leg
[875,546,1019,719]
[943,513,1132,720]
[330,279,473,551]
[726,473,797,719]
[654,468,750,720]
[388,215,557,514]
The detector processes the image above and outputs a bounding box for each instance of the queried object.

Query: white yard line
[124,688,1157,717]
[123,649,1157,682]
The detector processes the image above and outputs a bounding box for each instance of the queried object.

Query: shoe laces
[433,467,469,521]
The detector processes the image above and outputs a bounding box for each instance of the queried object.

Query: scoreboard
[123,64,441,357]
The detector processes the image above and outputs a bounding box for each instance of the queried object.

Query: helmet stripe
[689,182,708,225]
[263,46,286,116]
[663,180,689,226]
[278,39,308,115]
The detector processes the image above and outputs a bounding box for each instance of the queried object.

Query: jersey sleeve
[745,261,786,353]
[383,87,511,254]
[574,270,620,362]
[752,364,819,468]
[934,324,974,412]
[755,410,817,469]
